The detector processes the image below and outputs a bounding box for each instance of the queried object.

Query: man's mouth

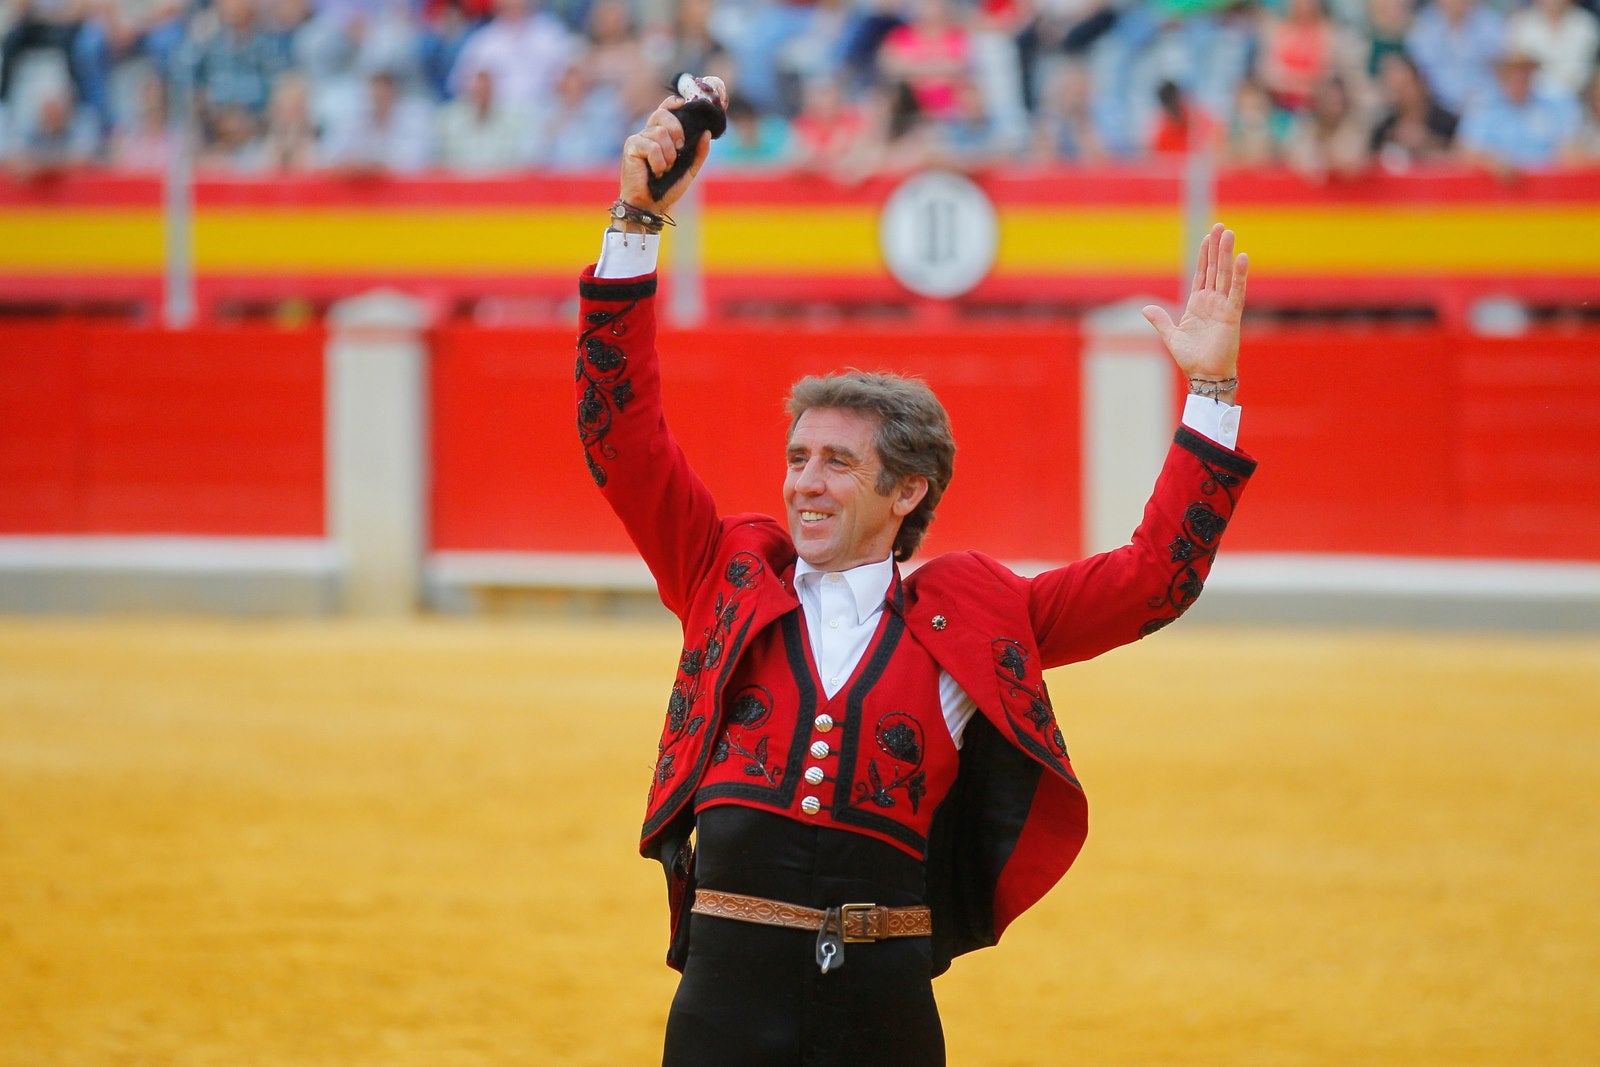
[799,511,829,523]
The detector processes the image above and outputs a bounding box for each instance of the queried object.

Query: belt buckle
[840,902,879,943]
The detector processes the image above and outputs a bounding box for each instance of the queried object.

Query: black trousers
[662,807,946,1067]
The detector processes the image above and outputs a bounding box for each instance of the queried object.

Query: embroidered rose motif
[727,687,770,727]
[720,686,780,786]
[583,335,623,372]
[878,721,921,764]
[1184,502,1227,544]
[855,713,927,814]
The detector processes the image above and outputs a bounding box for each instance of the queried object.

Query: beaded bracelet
[1188,377,1239,400]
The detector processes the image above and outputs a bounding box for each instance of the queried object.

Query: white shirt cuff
[595,229,661,279]
[1181,393,1242,450]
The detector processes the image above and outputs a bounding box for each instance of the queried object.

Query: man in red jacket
[578,82,1256,1067]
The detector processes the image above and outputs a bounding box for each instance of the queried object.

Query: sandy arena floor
[1,616,1597,1066]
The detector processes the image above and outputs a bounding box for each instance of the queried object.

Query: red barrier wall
[4,321,1597,562]
[0,323,325,536]
[428,323,1085,561]
[1222,327,1600,560]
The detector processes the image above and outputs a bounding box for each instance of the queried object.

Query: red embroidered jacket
[576,268,1258,973]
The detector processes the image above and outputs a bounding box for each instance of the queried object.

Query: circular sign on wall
[878,171,999,300]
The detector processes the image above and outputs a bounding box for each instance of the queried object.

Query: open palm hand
[1142,224,1249,386]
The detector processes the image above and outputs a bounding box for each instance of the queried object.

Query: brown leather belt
[690,889,932,941]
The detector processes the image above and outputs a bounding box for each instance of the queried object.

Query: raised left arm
[1027,224,1256,666]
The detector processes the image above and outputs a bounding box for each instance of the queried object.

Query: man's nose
[795,458,825,493]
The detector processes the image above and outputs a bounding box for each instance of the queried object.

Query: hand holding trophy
[614,75,728,233]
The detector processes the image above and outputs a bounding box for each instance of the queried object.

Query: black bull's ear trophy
[647,73,728,202]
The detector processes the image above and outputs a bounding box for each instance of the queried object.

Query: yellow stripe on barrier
[194,209,600,271]
[3,202,1598,276]
[0,210,165,271]
[703,208,883,272]
[1222,205,1600,273]
[997,208,1181,274]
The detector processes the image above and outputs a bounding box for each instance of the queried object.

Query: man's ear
[891,476,929,518]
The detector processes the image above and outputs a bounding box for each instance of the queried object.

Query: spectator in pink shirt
[879,0,974,121]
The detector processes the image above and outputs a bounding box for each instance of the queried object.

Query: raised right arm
[576,84,727,619]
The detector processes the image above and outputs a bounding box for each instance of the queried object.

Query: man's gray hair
[786,371,957,562]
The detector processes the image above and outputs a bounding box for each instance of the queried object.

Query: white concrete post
[326,290,430,614]
[667,181,706,327]
[1081,299,1174,555]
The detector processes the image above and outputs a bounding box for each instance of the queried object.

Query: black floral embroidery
[725,557,758,589]
[879,722,920,763]
[727,689,770,726]
[575,299,640,488]
[1139,616,1176,637]
[1200,468,1241,497]
[649,552,766,804]
[718,685,780,786]
[583,334,624,372]
[991,638,1070,765]
[1026,699,1052,732]
[852,712,928,814]
[1184,502,1227,545]
[998,642,1026,681]
[1139,457,1243,635]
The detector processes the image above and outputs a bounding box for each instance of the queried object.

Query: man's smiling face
[783,407,926,572]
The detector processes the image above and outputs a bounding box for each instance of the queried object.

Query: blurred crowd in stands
[2,0,1598,181]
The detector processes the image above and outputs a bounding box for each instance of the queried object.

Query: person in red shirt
[1148,78,1219,156]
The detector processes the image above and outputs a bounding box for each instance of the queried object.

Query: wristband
[608,198,675,234]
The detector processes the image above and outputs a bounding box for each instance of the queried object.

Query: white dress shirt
[793,555,980,747]
[594,229,1243,742]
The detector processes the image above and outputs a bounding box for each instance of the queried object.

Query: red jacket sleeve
[1027,425,1258,668]
[576,268,722,621]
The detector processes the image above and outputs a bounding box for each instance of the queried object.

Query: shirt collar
[793,555,894,625]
